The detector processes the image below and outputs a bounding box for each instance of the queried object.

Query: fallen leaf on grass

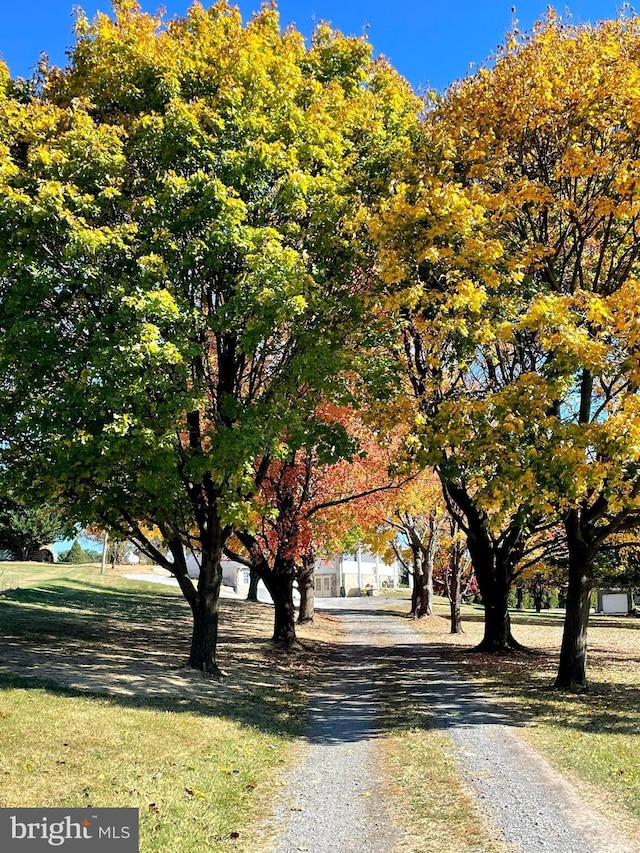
[185,787,207,799]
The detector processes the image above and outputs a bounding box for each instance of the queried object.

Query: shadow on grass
[1,579,183,616]
[509,609,640,630]
[0,669,304,738]
[2,586,638,744]
[431,639,640,738]
[0,580,317,739]
[0,584,185,647]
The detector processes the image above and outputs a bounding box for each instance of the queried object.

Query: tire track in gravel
[265,601,399,853]
[265,598,637,853]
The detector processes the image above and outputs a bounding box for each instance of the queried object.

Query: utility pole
[100,530,108,575]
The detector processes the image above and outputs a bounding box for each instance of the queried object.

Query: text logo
[0,809,138,851]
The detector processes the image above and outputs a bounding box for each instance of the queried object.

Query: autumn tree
[309,408,407,535]
[366,470,446,618]
[0,2,418,673]
[228,447,321,646]
[374,12,640,687]
[595,539,640,593]
[227,407,409,643]
[432,12,640,688]
[373,155,547,653]
[367,473,478,632]
[106,539,129,566]
[512,527,568,611]
[437,516,477,633]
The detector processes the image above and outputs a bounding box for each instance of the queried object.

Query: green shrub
[84,548,102,562]
[545,588,560,609]
[509,588,534,609]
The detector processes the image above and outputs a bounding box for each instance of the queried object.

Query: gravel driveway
[265,598,637,853]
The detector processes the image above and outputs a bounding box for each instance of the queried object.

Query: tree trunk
[415,565,433,617]
[409,572,419,616]
[556,517,594,690]
[534,588,543,613]
[100,530,108,575]
[448,548,464,634]
[265,557,297,646]
[449,584,464,634]
[246,567,260,602]
[467,529,524,652]
[188,552,224,676]
[131,531,226,676]
[272,582,297,645]
[516,586,524,610]
[166,532,225,677]
[477,580,515,651]
[409,510,441,618]
[556,569,592,690]
[555,376,596,691]
[297,549,315,624]
[444,481,526,653]
[234,532,297,645]
[446,520,466,634]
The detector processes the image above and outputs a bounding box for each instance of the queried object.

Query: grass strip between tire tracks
[381,722,511,853]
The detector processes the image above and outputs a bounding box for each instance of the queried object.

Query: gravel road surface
[265,598,637,853]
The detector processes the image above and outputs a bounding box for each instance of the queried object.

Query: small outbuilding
[596,589,633,615]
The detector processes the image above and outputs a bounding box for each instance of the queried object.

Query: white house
[184,547,399,600]
[185,553,275,601]
[185,553,249,587]
[315,548,400,598]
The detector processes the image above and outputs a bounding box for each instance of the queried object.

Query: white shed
[598,590,632,615]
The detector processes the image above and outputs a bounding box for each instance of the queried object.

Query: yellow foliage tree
[375,11,640,687]
[365,469,447,618]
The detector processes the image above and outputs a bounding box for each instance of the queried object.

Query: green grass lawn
[0,562,324,853]
[0,560,97,590]
[5,566,638,851]
[0,680,295,852]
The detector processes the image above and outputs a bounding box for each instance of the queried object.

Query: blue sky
[0,0,630,92]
